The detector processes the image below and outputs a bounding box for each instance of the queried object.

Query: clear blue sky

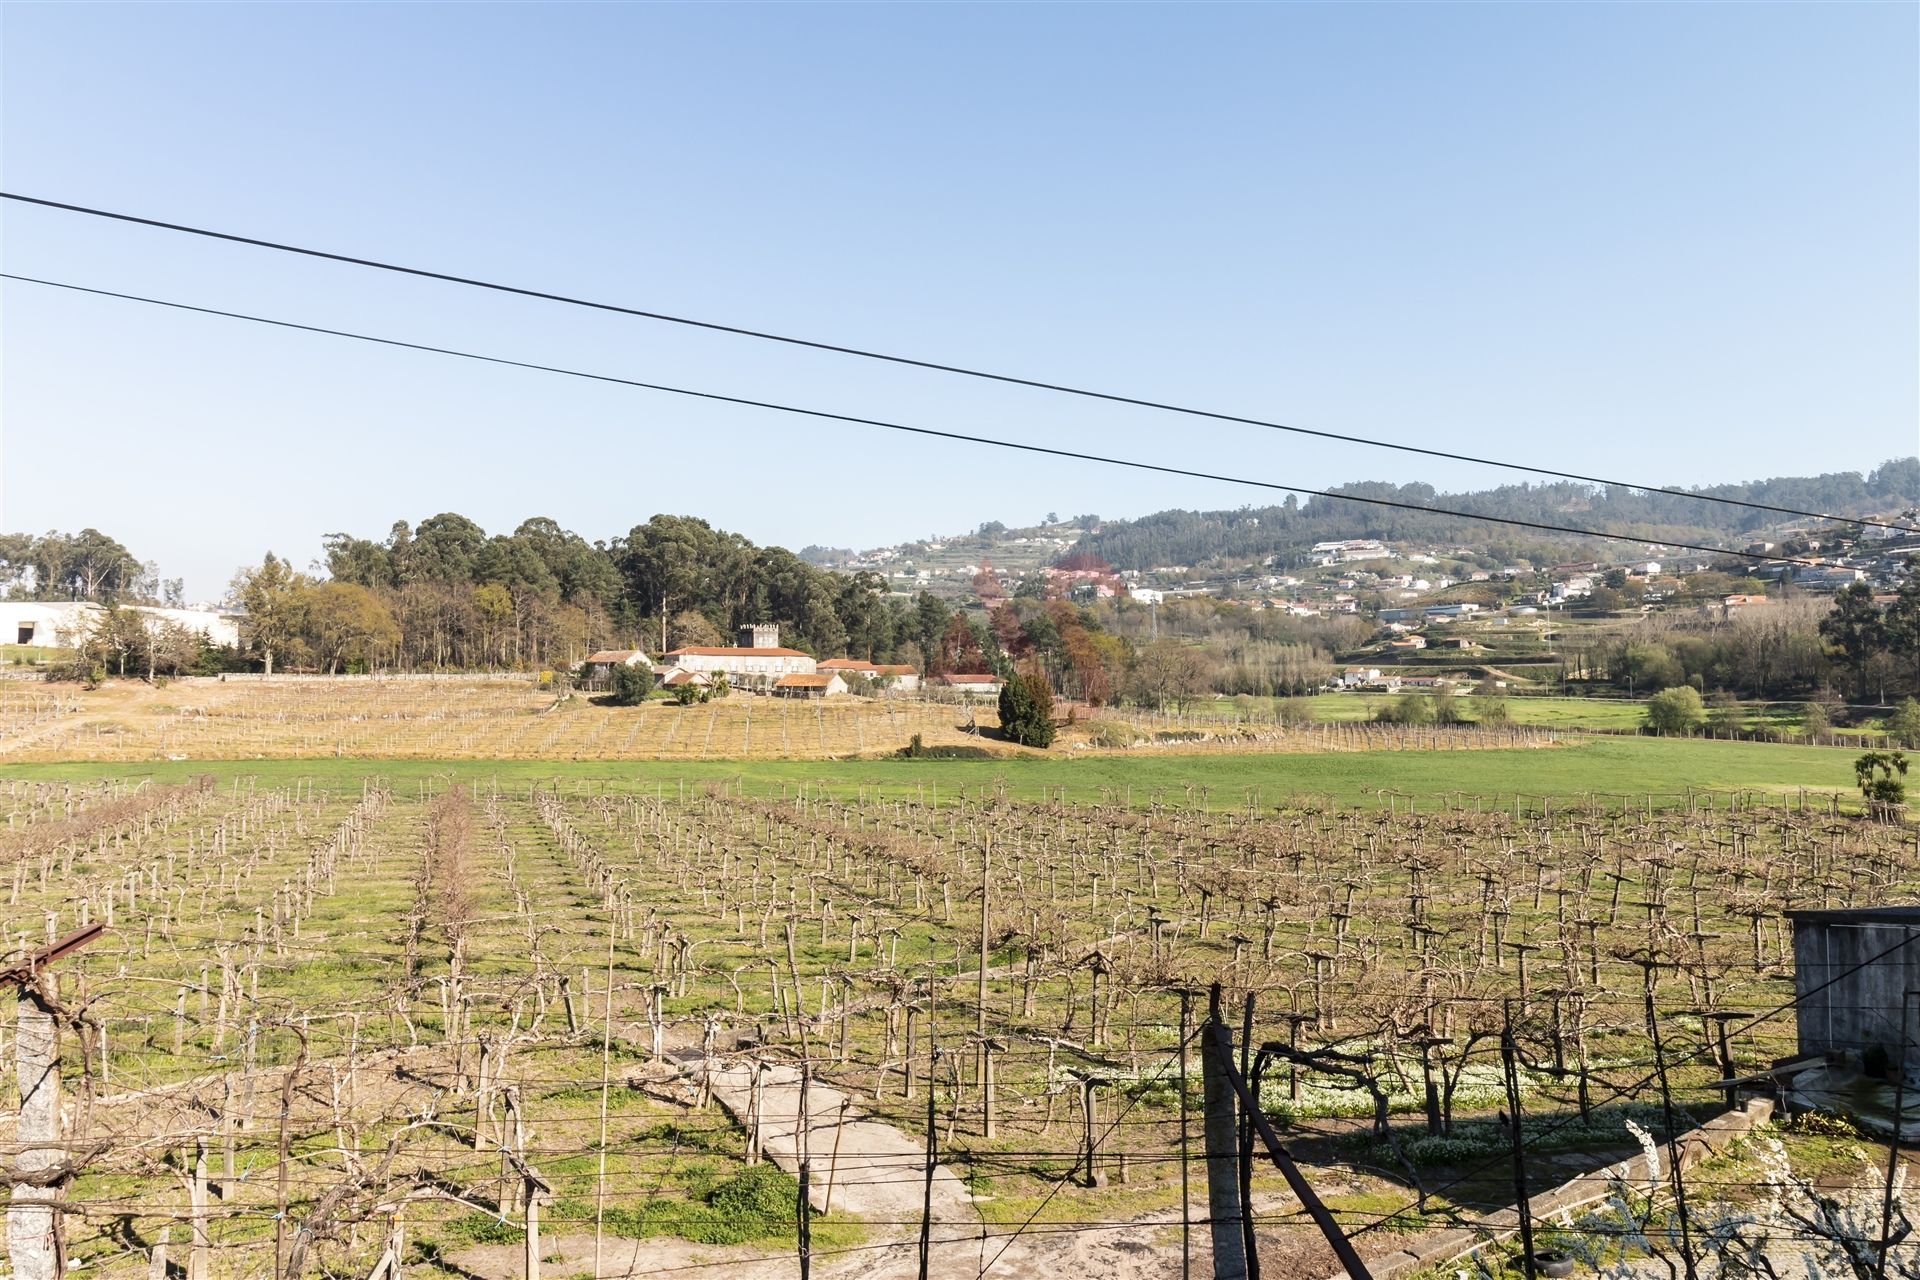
[2,3,1914,599]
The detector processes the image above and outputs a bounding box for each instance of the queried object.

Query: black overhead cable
[2,190,1911,534]
[0,271,1843,570]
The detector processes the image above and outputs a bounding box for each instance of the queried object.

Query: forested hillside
[1071,458,1920,571]
[306,513,970,670]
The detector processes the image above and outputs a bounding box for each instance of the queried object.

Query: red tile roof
[585,650,642,663]
[665,646,810,658]
[774,673,838,688]
[818,659,878,670]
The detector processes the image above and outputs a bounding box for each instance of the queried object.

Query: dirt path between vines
[449,1051,1413,1279]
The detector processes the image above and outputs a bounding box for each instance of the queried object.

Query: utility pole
[1500,1002,1537,1280]
[1179,989,1193,1280]
[797,1066,811,1280]
[1237,993,1260,1280]
[1202,989,1249,1280]
[1643,968,1700,1280]
[977,835,990,1126]
[917,1046,940,1280]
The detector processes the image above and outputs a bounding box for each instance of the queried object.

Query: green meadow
[1,734,1873,808]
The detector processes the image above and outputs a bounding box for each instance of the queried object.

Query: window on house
[17,624,34,644]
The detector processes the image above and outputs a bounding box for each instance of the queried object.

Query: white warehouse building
[0,600,242,650]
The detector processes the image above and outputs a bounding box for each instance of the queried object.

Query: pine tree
[998,673,1057,747]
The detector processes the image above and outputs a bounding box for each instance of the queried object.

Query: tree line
[1070,458,1919,572]
[224,512,1004,675]
[0,529,184,605]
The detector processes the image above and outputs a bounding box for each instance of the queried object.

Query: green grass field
[1289,690,1903,735]
[0,735,1874,808]
[1,642,68,664]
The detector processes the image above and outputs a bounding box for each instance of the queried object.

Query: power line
[1,190,1910,535]
[0,273,1843,569]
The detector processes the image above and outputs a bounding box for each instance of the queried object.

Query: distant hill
[1067,458,1920,573]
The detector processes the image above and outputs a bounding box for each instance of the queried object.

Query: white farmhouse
[660,624,816,691]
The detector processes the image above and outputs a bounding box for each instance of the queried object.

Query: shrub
[1705,691,1747,736]
[1373,693,1435,725]
[44,657,105,688]
[1856,750,1908,815]
[1644,686,1706,735]
[1275,697,1317,727]
[895,743,995,759]
[1889,697,1920,748]
[609,662,655,707]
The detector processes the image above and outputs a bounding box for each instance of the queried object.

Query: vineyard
[0,679,989,763]
[0,676,1567,764]
[4,767,1915,1278]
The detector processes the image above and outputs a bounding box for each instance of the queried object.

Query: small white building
[938,673,1003,697]
[581,649,649,679]
[817,659,921,692]
[772,672,848,699]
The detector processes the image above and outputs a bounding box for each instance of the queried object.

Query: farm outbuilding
[1787,907,1920,1063]
[818,659,920,692]
[772,672,847,699]
[581,649,649,677]
[936,673,1003,699]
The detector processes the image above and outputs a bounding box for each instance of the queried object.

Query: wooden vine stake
[6,924,106,1280]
